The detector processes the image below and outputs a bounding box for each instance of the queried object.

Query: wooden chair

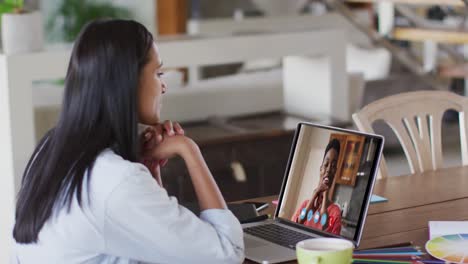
[352,91,468,178]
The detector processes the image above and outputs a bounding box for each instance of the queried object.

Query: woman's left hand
[141,120,185,184]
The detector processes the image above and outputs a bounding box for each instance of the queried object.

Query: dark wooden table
[242,166,468,263]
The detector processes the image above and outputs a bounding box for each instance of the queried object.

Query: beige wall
[278,126,346,219]
[279,127,311,218]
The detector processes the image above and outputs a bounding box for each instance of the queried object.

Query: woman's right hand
[147,134,199,161]
[307,181,329,210]
[141,121,184,165]
[149,134,226,210]
[315,179,330,194]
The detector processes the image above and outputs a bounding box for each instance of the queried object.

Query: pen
[360,242,413,250]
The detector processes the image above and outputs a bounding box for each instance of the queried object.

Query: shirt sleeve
[103,164,245,264]
[291,200,308,222]
[326,204,342,235]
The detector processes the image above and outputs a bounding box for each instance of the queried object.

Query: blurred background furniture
[353,91,468,178]
[0,29,349,214]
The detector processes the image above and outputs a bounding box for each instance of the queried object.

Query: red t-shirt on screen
[291,199,342,235]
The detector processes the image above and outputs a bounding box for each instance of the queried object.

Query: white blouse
[12,149,245,264]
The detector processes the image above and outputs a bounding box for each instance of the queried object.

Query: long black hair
[13,19,154,243]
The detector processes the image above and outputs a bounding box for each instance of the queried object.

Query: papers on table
[429,221,468,239]
[370,194,388,204]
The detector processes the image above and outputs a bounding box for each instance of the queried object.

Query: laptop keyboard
[244,224,314,249]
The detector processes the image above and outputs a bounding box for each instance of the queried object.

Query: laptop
[243,122,384,263]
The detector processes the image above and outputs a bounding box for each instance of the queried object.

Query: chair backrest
[352,91,468,178]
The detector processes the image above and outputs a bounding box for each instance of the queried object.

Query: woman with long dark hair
[12,20,244,263]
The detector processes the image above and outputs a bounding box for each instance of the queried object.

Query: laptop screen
[276,122,383,244]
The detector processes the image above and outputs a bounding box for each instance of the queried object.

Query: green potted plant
[1,0,44,54]
[47,0,132,43]
[0,0,19,14]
